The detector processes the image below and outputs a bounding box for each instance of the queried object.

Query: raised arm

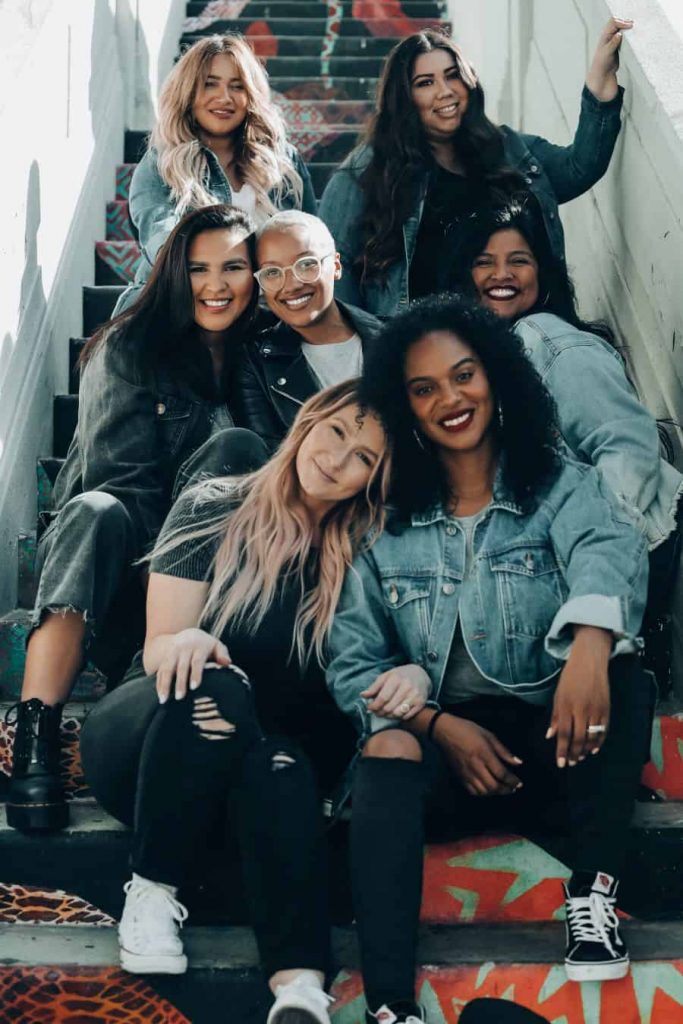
[520,18,632,203]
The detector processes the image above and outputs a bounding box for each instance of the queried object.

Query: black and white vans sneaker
[365,1003,426,1023]
[563,871,629,981]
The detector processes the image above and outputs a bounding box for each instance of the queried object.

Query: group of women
[6,16,682,1024]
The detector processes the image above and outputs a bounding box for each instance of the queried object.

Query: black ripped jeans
[80,667,330,977]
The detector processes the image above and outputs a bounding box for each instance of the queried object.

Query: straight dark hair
[359,294,560,519]
[80,205,259,397]
[357,29,524,281]
[450,195,619,347]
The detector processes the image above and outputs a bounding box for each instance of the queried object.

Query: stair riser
[272,77,379,99]
[180,17,449,38]
[245,35,404,57]
[185,0,447,17]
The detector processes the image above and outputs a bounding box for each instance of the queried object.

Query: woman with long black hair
[327,296,653,1022]
[318,18,631,316]
[6,204,267,834]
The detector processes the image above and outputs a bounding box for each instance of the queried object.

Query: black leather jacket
[233,301,381,451]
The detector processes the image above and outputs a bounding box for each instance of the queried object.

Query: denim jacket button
[530,163,539,173]
[156,403,166,415]
[276,377,287,386]
[525,176,532,185]
[427,651,438,662]
[388,585,399,605]
[263,347,272,356]
[442,582,455,595]
[446,524,457,536]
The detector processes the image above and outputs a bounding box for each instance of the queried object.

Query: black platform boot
[5,698,68,832]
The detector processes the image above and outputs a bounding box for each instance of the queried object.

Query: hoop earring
[541,290,551,306]
[413,428,426,451]
[497,403,504,430]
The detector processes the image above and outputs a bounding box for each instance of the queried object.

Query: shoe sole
[120,948,188,974]
[6,801,69,833]
[565,958,629,982]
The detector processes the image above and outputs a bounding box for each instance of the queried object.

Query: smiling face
[192,53,249,140]
[411,48,470,142]
[295,402,386,512]
[256,223,341,330]
[471,228,540,320]
[405,330,495,454]
[188,228,254,334]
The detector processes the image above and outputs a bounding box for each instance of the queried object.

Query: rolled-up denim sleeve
[522,85,623,204]
[129,150,179,266]
[326,549,405,731]
[546,465,648,660]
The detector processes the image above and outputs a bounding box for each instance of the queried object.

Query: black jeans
[461,1001,548,1023]
[80,667,330,978]
[350,656,654,1011]
[33,428,267,681]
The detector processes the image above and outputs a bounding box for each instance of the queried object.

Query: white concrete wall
[0,0,184,614]
[449,0,683,457]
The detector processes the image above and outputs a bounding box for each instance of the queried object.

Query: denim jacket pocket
[489,545,566,640]
[155,395,192,458]
[380,574,431,649]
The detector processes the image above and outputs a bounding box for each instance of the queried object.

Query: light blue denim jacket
[125,142,317,291]
[326,459,648,737]
[515,313,683,551]
[318,87,623,317]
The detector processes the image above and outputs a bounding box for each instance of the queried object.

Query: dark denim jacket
[318,86,624,316]
[233,301,381,450]
[129,143,318,286]
[53,342,237,553]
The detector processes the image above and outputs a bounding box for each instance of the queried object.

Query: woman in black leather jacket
[6,204,268,835]
[235,210,381,451]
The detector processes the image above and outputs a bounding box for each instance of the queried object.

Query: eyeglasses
[253,253,335,293]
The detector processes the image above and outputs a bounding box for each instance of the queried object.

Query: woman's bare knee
[362,729,422,761]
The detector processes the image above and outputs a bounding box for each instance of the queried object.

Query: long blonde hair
[151,34,302,218]
[153,382,391,663]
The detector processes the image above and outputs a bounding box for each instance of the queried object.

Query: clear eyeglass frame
[253,252,335,293]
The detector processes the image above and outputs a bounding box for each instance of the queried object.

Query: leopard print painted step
[0,884,114,926]
[0,966,189,1023]
[0,715,89,799]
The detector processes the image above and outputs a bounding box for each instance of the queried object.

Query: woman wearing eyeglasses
[234,211,381,452]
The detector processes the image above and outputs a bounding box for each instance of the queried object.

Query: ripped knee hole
[271,751,296,771]
[192,696,236,741]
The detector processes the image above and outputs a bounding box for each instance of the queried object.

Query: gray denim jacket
[318,86,623,317]
[515,313,683,551]
[53,343,235,553]
[129,143,318,287]
[326,458,647,737]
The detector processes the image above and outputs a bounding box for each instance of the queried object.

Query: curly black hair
[359,293,561,518]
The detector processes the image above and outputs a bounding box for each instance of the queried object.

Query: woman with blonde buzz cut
[117,33,316,312]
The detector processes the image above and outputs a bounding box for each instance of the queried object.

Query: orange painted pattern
[642,714,683,799]
[331,963,683,1023]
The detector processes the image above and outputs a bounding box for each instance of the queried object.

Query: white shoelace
[566,892,620,957]
[123,879,189,928]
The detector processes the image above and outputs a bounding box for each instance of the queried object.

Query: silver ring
[397,701,412,716]
[587,724,607,735]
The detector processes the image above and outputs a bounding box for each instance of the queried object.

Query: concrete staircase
[1,2,682,1021]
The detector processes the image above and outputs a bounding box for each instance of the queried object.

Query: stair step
[2,921,682,1024]
[53,394,77,459]
[115,163,136,200]
[69,337,86,394]
[106,200,136,242]
[16,535,37,610]
[95,241,142,286]
[123,129,148,164]
[36,456,63,517]
[0,611,106,703]
[246,34,404,57]
[83,285,125,336]
[180,52,387,76]
[181,17,448,38]
[1,797,682,925]
[271,77,379,100]
[184,0,447,18]
[274,97,373,124]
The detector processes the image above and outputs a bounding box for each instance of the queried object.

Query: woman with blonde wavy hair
[80,381,390,1024]
[117,33,316,311]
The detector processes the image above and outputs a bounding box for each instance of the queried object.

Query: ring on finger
[586,724,607,735]
[396,700,412,716]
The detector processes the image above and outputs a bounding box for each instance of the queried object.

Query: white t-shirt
[230,182,258,220]
[300,333,364,389]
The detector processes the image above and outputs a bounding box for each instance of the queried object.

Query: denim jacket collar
[410,465,525,527]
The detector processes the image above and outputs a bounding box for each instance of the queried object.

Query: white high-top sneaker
[267,971,334,1024]
[118,874,189,974]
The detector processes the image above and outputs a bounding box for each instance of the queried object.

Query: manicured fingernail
[557,757,566,768]
[568,760,577,767]
[175,690,184,700]
[513,757,523,764]
[158,693,167,704]
[591,747,600,755]
[515,783,523,791]
[579,755,586,762]
[190,679,200,690]
[545,728,553,739]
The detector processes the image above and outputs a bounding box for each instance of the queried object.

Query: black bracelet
[426,709,446,743]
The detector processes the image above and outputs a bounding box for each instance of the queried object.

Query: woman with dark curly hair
[318,19,631,316]
[451,197,682,695]
[326,295,653,1023]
